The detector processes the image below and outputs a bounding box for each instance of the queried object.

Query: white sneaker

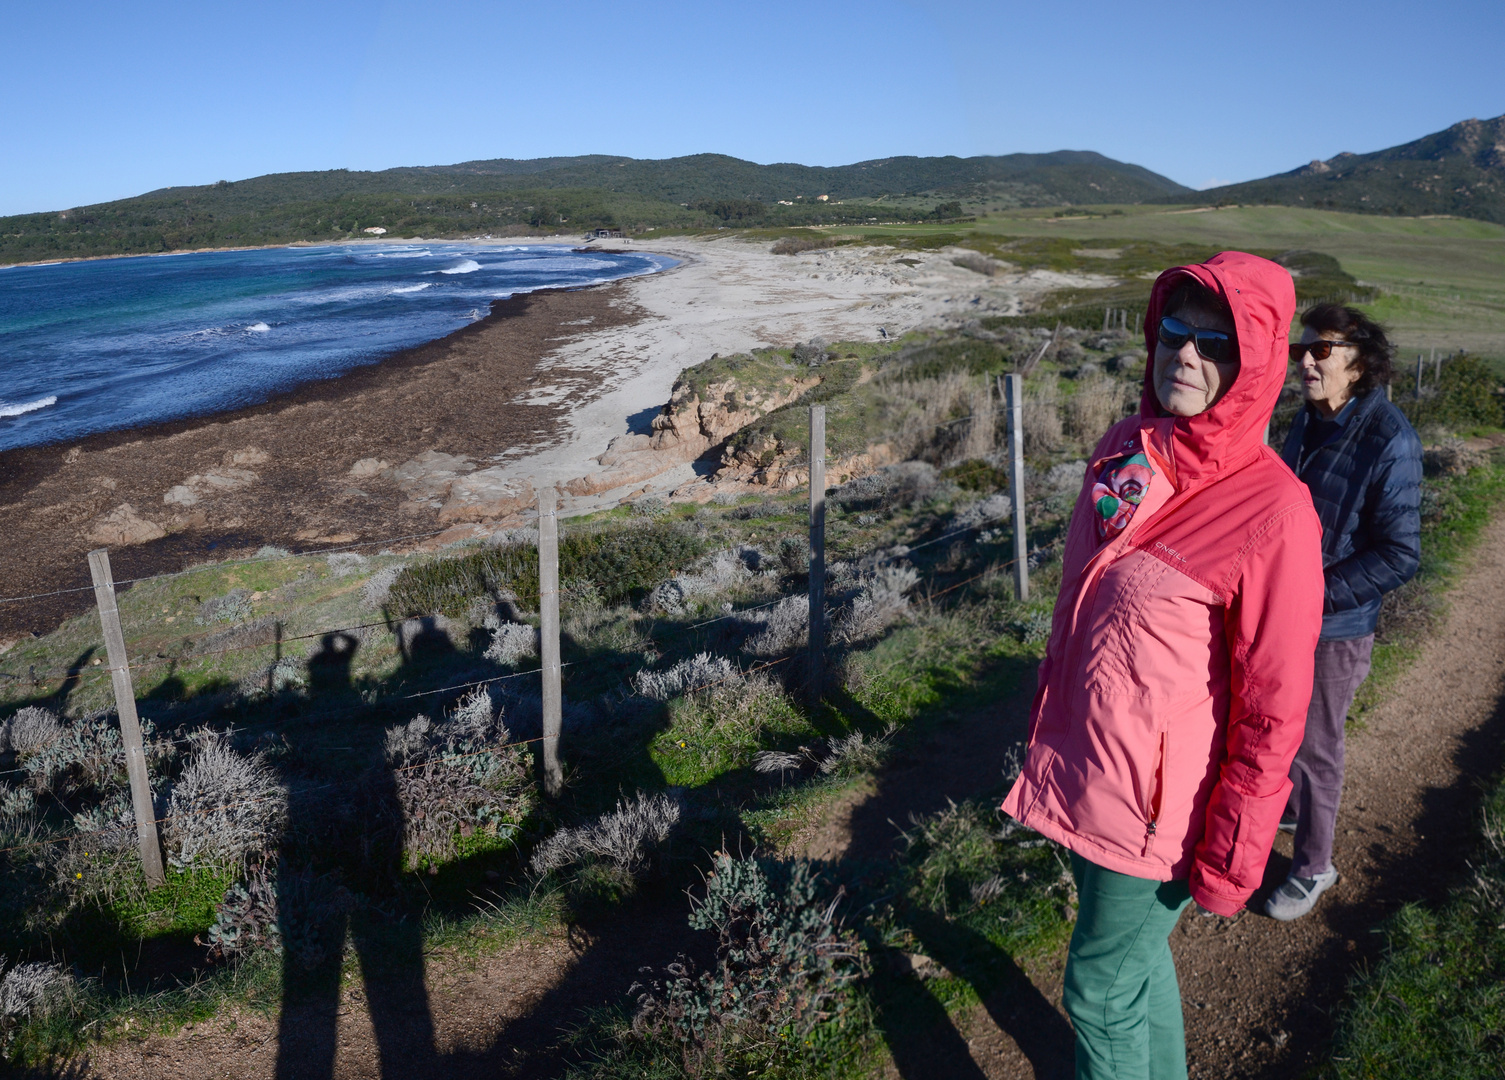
[1263,867,1339,921]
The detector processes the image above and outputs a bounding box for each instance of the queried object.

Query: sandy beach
[0,234,1104,639]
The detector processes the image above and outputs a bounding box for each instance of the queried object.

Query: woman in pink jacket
[1003,252,1324,1079]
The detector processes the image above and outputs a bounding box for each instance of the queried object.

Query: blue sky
[1,0,1501,216]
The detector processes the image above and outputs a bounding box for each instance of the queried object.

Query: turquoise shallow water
[0,242,670,452]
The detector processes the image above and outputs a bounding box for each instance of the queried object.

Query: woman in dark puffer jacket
[1264,304,1423,920]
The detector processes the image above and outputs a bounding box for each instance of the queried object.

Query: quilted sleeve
[1189,501,1325,915]
[1323,424,1423,614]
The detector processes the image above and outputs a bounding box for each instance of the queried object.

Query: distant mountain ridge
[0,151,1191,265]
[138,150,1191,208]
[1180,115,1505,224]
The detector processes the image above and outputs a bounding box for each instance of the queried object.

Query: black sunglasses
[1289,340,1356,362]
[1158,315,1236,364]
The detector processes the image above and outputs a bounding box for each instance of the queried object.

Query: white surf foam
[439,259,482,275]
[391,283,432,294]
[247,322,271,333]
[0,395,57,419]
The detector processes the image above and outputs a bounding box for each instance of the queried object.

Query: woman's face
[1295,327,1363,417]
[1152,303,1240,417]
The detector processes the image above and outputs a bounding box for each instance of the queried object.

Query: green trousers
[1063,852,1193,1080]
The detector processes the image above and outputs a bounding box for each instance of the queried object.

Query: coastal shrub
[1401,355,1505,430]
[483,616,539,666]
[649,548,756,615]
[21,712,146,797]
[952,251,999,277]
[382,689,533,867]
[0,708,62,758]
[630,853,868,1073]
[770,235,840,256]
[953,493,1012,532]
[530,791,682,878]
[386,522,707,617]
[830,462,939,514]
[633,653,738,701]
[837,565,918,643]
[1065,375,1132,440]
[164,731,286,870]
[0,961,72,1021]
[196,589,253,626]
[361,565,402,608]
[326,552,367,578]
[741,596,809,656]
[942,458,1008,493]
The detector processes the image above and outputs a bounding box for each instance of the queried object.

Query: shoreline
[0,279,646,639]
[0,231,601,271]
[0,234,1104,640]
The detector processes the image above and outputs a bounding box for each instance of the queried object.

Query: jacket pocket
[1140,730,1169,857]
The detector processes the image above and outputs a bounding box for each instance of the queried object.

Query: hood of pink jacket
[1139,251,1296,486]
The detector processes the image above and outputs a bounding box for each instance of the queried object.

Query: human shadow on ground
[273,629,439,1080]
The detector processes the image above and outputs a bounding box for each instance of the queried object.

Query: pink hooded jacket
[1001,252,1324,916]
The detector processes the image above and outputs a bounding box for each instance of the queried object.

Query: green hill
[1172,115,1505,224]
[0,151,1190,265]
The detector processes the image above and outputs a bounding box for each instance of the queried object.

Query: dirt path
[63,512,1505,1078]
[953,509,1505,1078]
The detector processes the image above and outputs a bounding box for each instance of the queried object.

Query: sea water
[0,243,671,452]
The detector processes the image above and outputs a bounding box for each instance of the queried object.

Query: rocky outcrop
[438,471,535,524]
[86,504,167,547]
[717,442,900,491]
[565,368,819,497]
[371,451,534,524]
[163,448,269,506]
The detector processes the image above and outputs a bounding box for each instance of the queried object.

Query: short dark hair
[1163,279,1231,323]
[1299,304,1392,392]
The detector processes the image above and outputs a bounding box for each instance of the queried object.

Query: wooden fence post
[1415,354,1424,399]
[1003,374,1030,602]
[537,487,563,797]
[807,406,827,708]
[86,549,165,889]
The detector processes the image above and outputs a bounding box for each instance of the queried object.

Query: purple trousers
[1286,634,1374,878]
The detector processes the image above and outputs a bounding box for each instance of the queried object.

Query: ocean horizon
[0,242,672,453]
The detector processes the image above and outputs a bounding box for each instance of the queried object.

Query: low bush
[483,617,539,666]
[530,791,682,880]
[633,654,738,701]
[1400,355,1505,430]
[164,731,286,871]
[383,689,534,867]
[770,235,840,256]
[387,522,707,617]
[837,566,918,643]
[629,853,868,1075]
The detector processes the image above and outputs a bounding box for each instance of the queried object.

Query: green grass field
[799,205,1505,357]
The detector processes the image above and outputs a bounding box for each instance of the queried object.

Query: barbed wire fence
[0,391,1052,881]
[47,333,1474,879]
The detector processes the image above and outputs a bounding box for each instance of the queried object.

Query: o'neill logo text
[1153,541,1187,563]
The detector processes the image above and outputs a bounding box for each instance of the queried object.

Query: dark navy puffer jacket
[1280,387,1423,640]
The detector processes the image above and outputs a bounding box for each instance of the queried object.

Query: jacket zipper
[1141,730,1168,857]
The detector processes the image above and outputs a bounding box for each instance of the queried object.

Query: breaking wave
[439,259,481,275]
[0,395,57,419]
[391,283,432,294]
